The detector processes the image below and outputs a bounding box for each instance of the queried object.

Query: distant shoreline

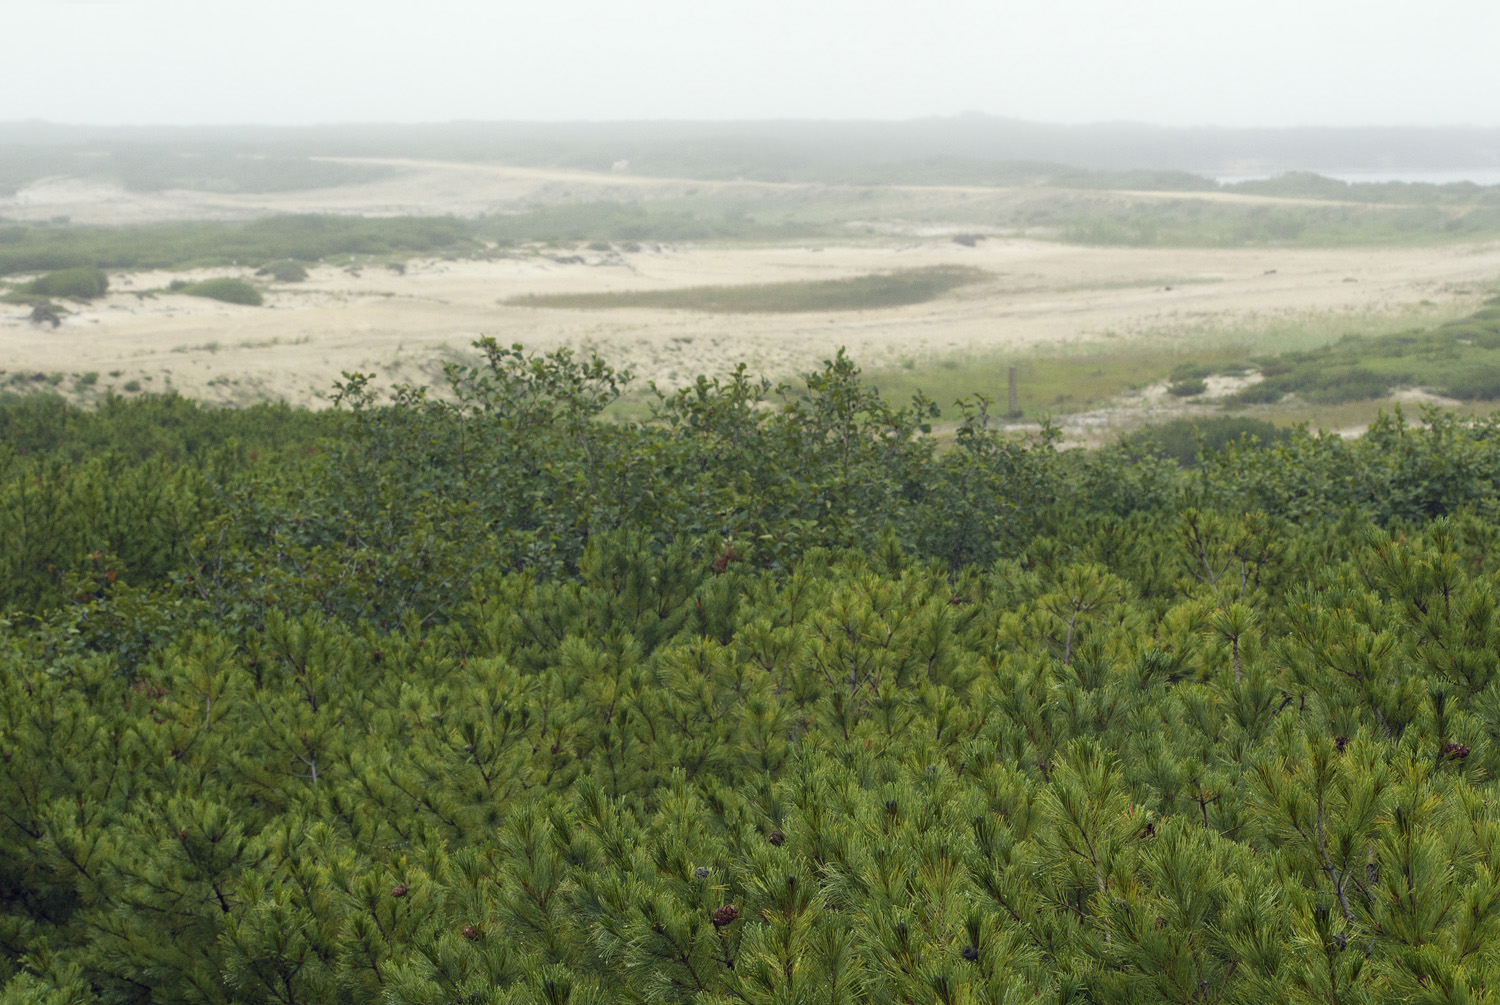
[1217,169,1500,187]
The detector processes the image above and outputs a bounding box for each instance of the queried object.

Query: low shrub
[24,266,108,300]
[175,278,263,306]
[1298,366,1390,403]
[1131,415,1290,466]
[255,260,308,282]
[1169,362,1214,382]
[1167,377,1207,397]
[1228,380,1286,404]
[1443,365,1500,400]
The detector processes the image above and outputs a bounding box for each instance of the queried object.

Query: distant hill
[2,117,1499,191]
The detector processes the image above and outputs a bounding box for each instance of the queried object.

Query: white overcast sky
[2,0,1497,127]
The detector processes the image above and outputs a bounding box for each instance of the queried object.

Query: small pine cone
[768,830,785,846]
[694,866,710,879]
[1445,742,1472,760]
[461,924,479,941]
[391,884,408,898]
[961,944,979,962]
[1334,735,1351,753]
[711,905,739,928]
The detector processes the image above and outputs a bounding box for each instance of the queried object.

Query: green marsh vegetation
[510,265,986,313]
[0,214,475,276]
[12,342,1500,1001]
[1228,298,1500,405]
[867,297,1497,423]
[477,186,1500,250]
[868,344,1254,419]
[473,200,830,245]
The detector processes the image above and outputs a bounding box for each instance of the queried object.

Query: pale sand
[4,237,1498,407]
[1,158,1496,407]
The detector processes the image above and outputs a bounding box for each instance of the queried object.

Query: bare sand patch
[4,238,1498,407]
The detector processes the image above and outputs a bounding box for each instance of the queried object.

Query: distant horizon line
[6,115,1500,133]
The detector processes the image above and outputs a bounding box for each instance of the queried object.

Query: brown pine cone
[461,924,479,940]
[712,905,739,928]
[1445,742,1472,760]
[391,884,409,898]
[768,830,785,846]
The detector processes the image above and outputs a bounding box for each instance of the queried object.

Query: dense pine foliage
[10,343,1500,1004]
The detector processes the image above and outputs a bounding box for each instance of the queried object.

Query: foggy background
[3,0,1498,129]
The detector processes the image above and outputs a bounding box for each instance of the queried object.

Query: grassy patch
[0,215,476,277]
[256,260,309,283]
[1224,304,1500,405]
[1123,416,1291,466]
[474,201,829,245]
[867,345,1250,418]
[510,266,986,313]
[1055,200,1500,247]
[12,266,109,301]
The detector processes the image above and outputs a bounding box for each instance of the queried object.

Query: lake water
[1217,170,1500,187]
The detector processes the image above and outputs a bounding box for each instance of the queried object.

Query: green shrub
[0,215,476,277]
[1226,380,1284,405]
[1443,365,1500,400]
[1132,415,1289,465]
[24,266,108,300]
[1298,366,1390,403]
[1167,377,1207,397]
[254,259,308,282]
[175,278,263,306]
[1168,362,1214,382]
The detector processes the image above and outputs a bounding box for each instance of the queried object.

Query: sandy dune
[5,236,1498,407]
[0,156,1388,227]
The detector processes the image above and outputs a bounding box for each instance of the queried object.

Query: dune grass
[866,344,1256,418]
[0,215,476,277]
[509,266,987,313]
[1222,300,1500,405]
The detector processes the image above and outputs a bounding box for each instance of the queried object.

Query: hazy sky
[3,0,1497,128]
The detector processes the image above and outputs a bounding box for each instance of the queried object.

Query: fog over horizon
[4,0,1498,130]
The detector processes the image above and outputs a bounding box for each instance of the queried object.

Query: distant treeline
[6,118,1500,187]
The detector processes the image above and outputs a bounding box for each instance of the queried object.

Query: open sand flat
[5,237,1499,407]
